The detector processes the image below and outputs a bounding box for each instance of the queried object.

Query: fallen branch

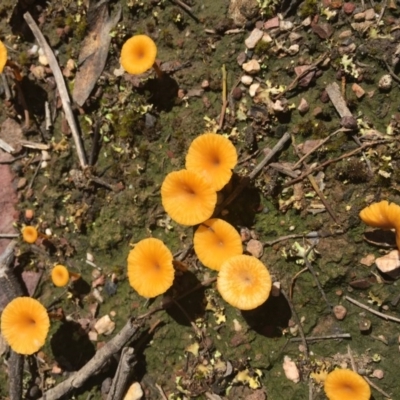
[23,12,87,169]
[40,319,142,400]
[106,347,136,400]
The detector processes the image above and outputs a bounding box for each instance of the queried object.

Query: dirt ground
[1,0,400,399]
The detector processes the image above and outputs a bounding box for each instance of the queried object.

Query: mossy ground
[1,0,400,399]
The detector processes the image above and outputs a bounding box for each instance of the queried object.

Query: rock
[246,239,263,258]
[333,305,347,320]
[340,116,358,130]
[287,44,299,55]
[123,382,143,400]
[241,75,253,85]
[364,8,376,20]
[297,98,309,114]
[359,318,372,333]
[228,0,259,26]
[343,2,356,14]
[353,11,366,21]
[282,356,300,383]
[351,83,365,98]
[375,250,400,279]
[94,315,115,335]
[237,52,247,66]
[232,87,242,100]
[371,369,384,379]
[240,227,251,242]
[378,74,392,91]
[264,16,280,30]
[249,82,260,97]
[245,28,263,49]
[242,59,261,74]
[280,20,293,31]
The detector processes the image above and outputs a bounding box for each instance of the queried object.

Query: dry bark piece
[72,1,121,106]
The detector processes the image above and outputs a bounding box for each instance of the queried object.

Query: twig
[155,384,169,400]
[345,295,400,323]
[289,267,308,300]
[290,333,351,342]
[293,128,348,169]
[283,140,388,188]
[264,231,320,247]
[383,60,400,84]
[28,155,42,190]
[364,376,392,398]
[45,101,52,131]
[281,288,309,360]
[1,74,11,100]
[39,319,142,400]
[106,347,136,400]
[275,52,329,99]
[23,12,87,169]
[215,132,291,215]
[218,64,227,130]
[169,0,199,22]
[0,233,19,238]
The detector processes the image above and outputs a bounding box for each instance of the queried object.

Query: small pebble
[242,59,261,74]
[246,239,263,258]
[333,305,347,320]
[371,369,384,379]
[378,74,392,91]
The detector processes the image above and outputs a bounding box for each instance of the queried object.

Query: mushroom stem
[152,61,163,79]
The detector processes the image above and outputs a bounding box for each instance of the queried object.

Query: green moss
[299,0,318,17]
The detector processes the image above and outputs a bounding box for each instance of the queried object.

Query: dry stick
[218,64,227,130]
[169,0,199,21]
[302,244,333,314]
[155,384,169,400]
[283,140,387,188]
[281,288,309,360]
[40,319,142,400]
[0,233,19,238]
[345,295,400,323]
[289,267,308,300]
[23,12,87,169]
[275,52,329,99]
[383,60,400,84]
[293,128,349,169]
[106,347,136,400]
[215,131,291,215]
[290,333,351,342]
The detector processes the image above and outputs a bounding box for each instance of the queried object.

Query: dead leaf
[72,1,121,106]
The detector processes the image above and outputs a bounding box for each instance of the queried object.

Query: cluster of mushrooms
[128,131,272,311]
[1,33,397,400]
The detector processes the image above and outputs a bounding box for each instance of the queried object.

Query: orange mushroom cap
[22,226,38,244]
[161,169,217,226]
[185,133,238,191]
[0,40,6,73]
[1,297,50,355]
[127,238,174,298]
[324,369,371,400]
[194,218,243,271]
[120,35,157,75]
[51,265,70,287]
[359,200,400,250]
[217,255,272,310]
[359,200,400,230]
